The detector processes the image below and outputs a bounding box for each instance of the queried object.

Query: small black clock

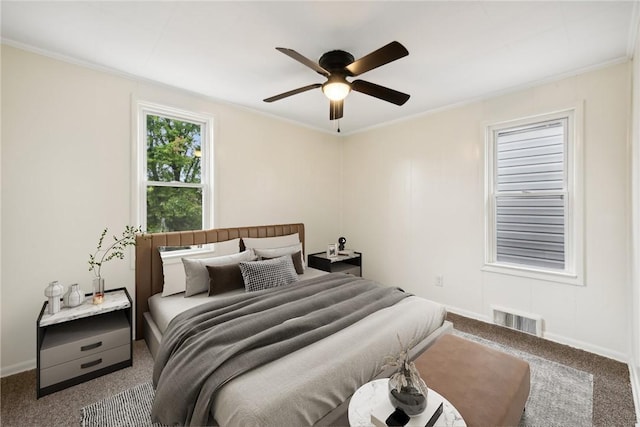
[338,237,346,251]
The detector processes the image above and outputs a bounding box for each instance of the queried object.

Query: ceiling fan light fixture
[322,79,351,101]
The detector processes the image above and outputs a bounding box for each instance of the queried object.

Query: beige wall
[630,15,640,417]
[342,62,631,361]
[1,44,635,375]
[0,46,341,374]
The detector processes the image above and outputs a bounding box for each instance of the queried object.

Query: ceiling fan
[263,41,410,122]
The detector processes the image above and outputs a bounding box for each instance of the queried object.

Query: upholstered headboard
[134,223,305,339]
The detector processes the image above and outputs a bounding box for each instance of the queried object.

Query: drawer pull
[81,358,102,369]
[81,341,102,351]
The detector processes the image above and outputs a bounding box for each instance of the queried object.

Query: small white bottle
[44,281,63,314]
[64,283,84,308]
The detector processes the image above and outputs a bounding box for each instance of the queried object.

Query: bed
[135,223,452,426]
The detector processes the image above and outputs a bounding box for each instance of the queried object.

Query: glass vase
[92,277,105,304]
[388,367,429,416]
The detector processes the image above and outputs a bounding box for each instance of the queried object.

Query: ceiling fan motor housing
[319,50,355,74]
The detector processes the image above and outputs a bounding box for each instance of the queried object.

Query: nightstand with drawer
[36,288,132,398]
[308,251,362,277]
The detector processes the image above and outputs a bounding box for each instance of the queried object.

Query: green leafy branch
[88,225,142,278]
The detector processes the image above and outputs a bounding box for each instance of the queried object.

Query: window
[484,108,583,284]
[135,102,213,233]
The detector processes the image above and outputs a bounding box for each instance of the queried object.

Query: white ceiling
[2,1,638,134]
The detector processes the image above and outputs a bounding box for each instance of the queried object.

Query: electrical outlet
[435,275,444,287]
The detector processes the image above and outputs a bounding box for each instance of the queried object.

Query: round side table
[348,378,466,427]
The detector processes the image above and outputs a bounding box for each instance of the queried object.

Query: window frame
[483,106,584,286]
[133,100,214,233]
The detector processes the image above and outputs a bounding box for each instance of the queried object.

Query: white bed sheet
[148,267,328,334]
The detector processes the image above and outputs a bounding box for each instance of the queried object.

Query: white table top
[348,378,466,427]
[312,251,360,262]
[39,289,130,327]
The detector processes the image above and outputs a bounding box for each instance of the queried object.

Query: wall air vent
[492,306,543,337]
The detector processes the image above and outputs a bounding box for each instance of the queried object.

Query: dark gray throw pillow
[260,250,304,274]
[239,256,298,292]
[206,263,245,296]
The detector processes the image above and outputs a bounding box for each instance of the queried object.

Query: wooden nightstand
[36,287,132,398]
[308,252,362,277]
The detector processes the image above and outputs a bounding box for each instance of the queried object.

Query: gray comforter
[151,273,409,426]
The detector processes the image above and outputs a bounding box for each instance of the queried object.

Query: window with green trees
[137,103,213,233]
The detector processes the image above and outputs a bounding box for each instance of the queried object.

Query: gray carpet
[80,331,595,427]
[447,312,637,426]
[454,330,593,427]
[2,316,634,426]
[0,340,155,427]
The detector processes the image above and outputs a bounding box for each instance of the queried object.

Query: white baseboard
[630,364,640,424]
[445,305,628,363]
[1,358,35,378]
[445,305,491,324]
[543,332,628,363]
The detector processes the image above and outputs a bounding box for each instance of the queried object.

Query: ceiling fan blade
[345,41,409,76]
[263,83,322,103]
[276,47,330,77]
[352,80,410,106]
[330,99,344,120]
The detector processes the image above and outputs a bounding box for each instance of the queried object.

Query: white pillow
[242,233,300,250]
[183,249,256,297]
[253,243,306,271]
[160,238,241,297]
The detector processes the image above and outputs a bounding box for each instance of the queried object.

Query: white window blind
[494,119,567,270]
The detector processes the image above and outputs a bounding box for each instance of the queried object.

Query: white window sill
[481,263,583,286]
[159,245,218,263]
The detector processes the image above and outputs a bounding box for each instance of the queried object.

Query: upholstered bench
[413,333,530,427]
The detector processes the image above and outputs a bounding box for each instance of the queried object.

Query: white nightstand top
[39,289,130,327]
[348,378,466,427]
[312,252,360,263]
